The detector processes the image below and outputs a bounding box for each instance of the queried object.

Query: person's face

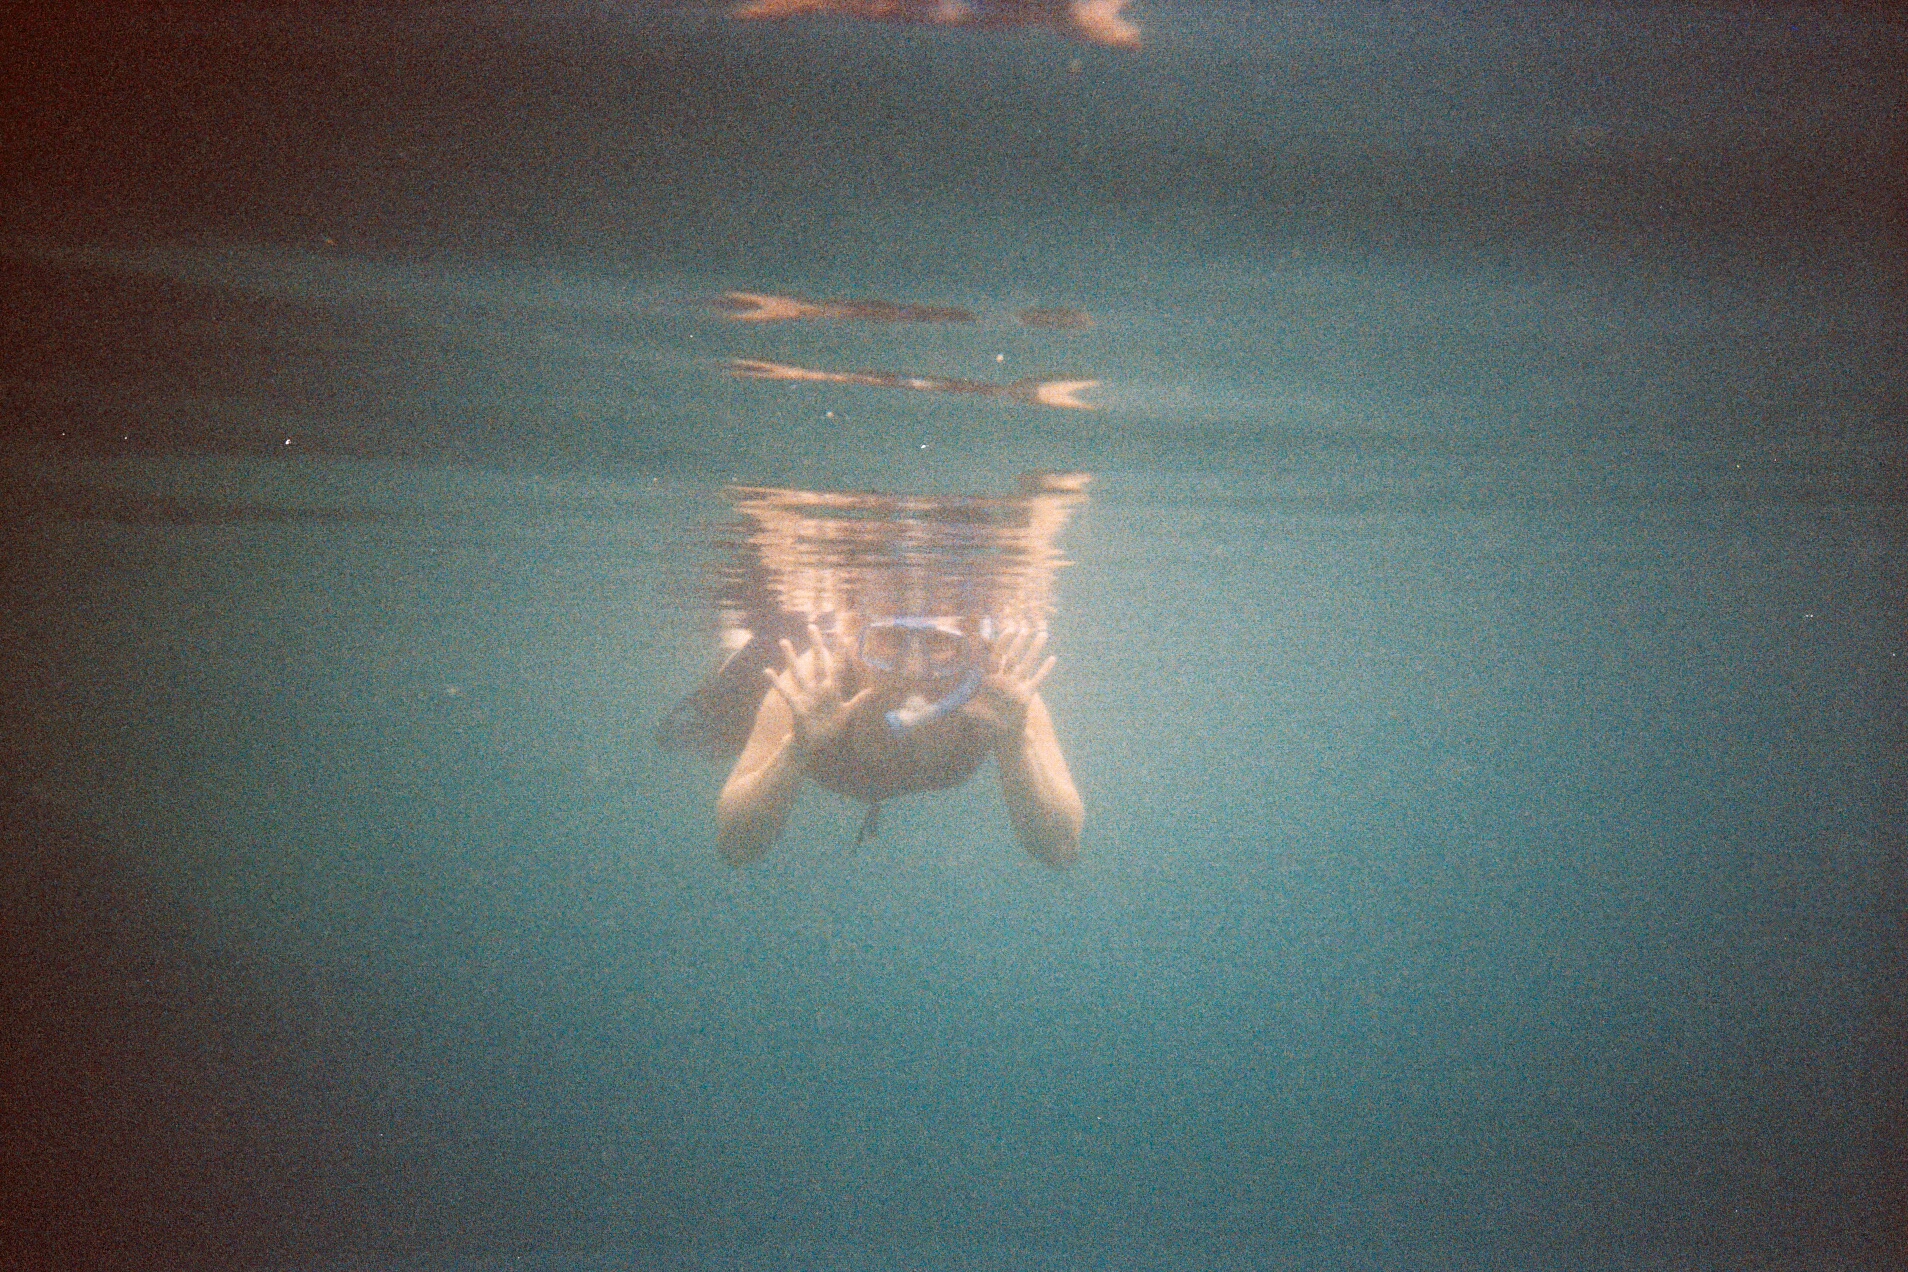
[854,621,970,699]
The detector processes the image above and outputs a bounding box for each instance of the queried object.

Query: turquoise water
[3,4,1903,1270]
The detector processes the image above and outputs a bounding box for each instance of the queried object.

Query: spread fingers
[1016,629,1050,678]
[763,665,798,707]
[999,623,1033,671]
[808,624,833,682]
[1024,653,1057,694]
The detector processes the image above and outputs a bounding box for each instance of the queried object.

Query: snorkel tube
[884,665,984,734]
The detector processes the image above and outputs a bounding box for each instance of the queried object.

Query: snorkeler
[716,617,1084,869]
[729,0,1141,49]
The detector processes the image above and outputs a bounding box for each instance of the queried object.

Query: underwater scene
[3,3,1902,1270]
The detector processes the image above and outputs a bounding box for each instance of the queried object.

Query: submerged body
[717,622,1083,868]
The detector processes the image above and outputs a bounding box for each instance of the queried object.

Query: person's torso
[803,664,992,804]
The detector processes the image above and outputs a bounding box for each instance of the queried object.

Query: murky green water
[3,4,1902,1270]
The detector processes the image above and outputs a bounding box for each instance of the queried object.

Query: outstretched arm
[715,627,870,866]
[997,691,1084,868]
[962,626,1084,868]
[715,688,801,866]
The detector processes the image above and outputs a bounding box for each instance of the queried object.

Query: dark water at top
[3,4,1903,1270]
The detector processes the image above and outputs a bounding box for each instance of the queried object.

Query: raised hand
[961,623,1057,745]
[763,624,870,754]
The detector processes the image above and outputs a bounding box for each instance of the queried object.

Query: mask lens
[918,628,965,672]
[858,622,970,678]
[860,624,906,669]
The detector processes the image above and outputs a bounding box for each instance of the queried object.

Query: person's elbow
[716,791,774,867]
[719,835,770,868]
[1030,837,1080,870]
[717,821,773,868]
[1026,802,1083,870]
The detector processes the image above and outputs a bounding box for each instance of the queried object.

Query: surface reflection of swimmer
[717,292,977,324]
[729,358,1100,410]
[730,0,1141,49]
[717,291,1094,330]
[658,477,1088,868]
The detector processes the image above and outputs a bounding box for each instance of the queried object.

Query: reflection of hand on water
[763,624,871,755]
[961,624,1057,745]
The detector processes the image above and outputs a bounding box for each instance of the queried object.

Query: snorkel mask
[856,617,985,734]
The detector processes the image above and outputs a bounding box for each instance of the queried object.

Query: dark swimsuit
[800,663,993,842]
[659,635,993,843]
